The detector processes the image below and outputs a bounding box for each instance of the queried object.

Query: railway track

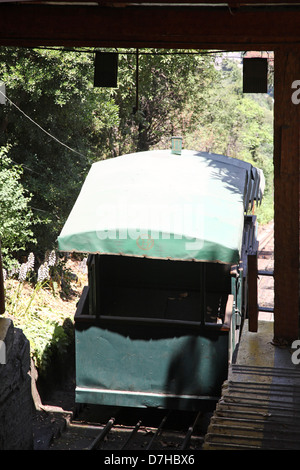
[257,221,274,316]
[46,222,274,452]
[257,221,274,256]
[47,223,274,452]
[49,406,209,451]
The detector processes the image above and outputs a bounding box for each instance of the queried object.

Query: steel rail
[180,411,202,450]
[86,417,115,450]
[121,420,143,450]
[62,408,206,450]
[145,413,170,450]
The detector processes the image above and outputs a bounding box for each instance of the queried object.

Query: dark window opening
[88,254,231,325]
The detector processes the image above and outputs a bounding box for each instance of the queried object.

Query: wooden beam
[1,4,300,49]
[273,47,300,342]
[248,251,258,333]
[2,0,300,4]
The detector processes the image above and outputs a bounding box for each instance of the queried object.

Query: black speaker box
[243,58,268,93]
[94,52,118,88]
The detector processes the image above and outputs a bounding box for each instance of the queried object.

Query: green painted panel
[58,150,264,264]
[75,322,229,410]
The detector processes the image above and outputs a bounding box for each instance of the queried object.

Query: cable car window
[88,254,231,325]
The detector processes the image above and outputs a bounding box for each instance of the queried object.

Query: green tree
[0,146,37,263]
[111,49,218,153]
[0,47,119,253]
[179,55,274,223]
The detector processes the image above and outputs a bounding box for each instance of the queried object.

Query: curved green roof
[57,149,264,264]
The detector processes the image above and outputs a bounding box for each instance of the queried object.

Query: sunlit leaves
[0,147,37,259]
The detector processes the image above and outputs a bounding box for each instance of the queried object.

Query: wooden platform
[203,320,300,450]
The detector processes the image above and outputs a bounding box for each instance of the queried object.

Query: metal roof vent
[171,136,182,155]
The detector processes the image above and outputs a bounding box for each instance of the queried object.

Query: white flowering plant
[2,250,75,370]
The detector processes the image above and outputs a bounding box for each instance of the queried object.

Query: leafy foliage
[3,250,75,371]
[0,47,119,253]
[111,50,218,154]
[0,146,37,261]
[170,56,274,223]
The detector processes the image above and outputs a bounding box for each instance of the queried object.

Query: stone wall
[0,318,33,450]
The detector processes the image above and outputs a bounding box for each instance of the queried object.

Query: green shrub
[0,146,38,264]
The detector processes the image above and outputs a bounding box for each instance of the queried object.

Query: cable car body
[58,149,264,411]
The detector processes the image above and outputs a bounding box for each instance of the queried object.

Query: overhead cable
[0,89,86,159]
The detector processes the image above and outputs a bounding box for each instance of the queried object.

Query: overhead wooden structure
[0,0,299,342]
[1,2,300,49]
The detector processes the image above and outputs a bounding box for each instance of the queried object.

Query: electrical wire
[36,46,239,56]
[0,89,86,159]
